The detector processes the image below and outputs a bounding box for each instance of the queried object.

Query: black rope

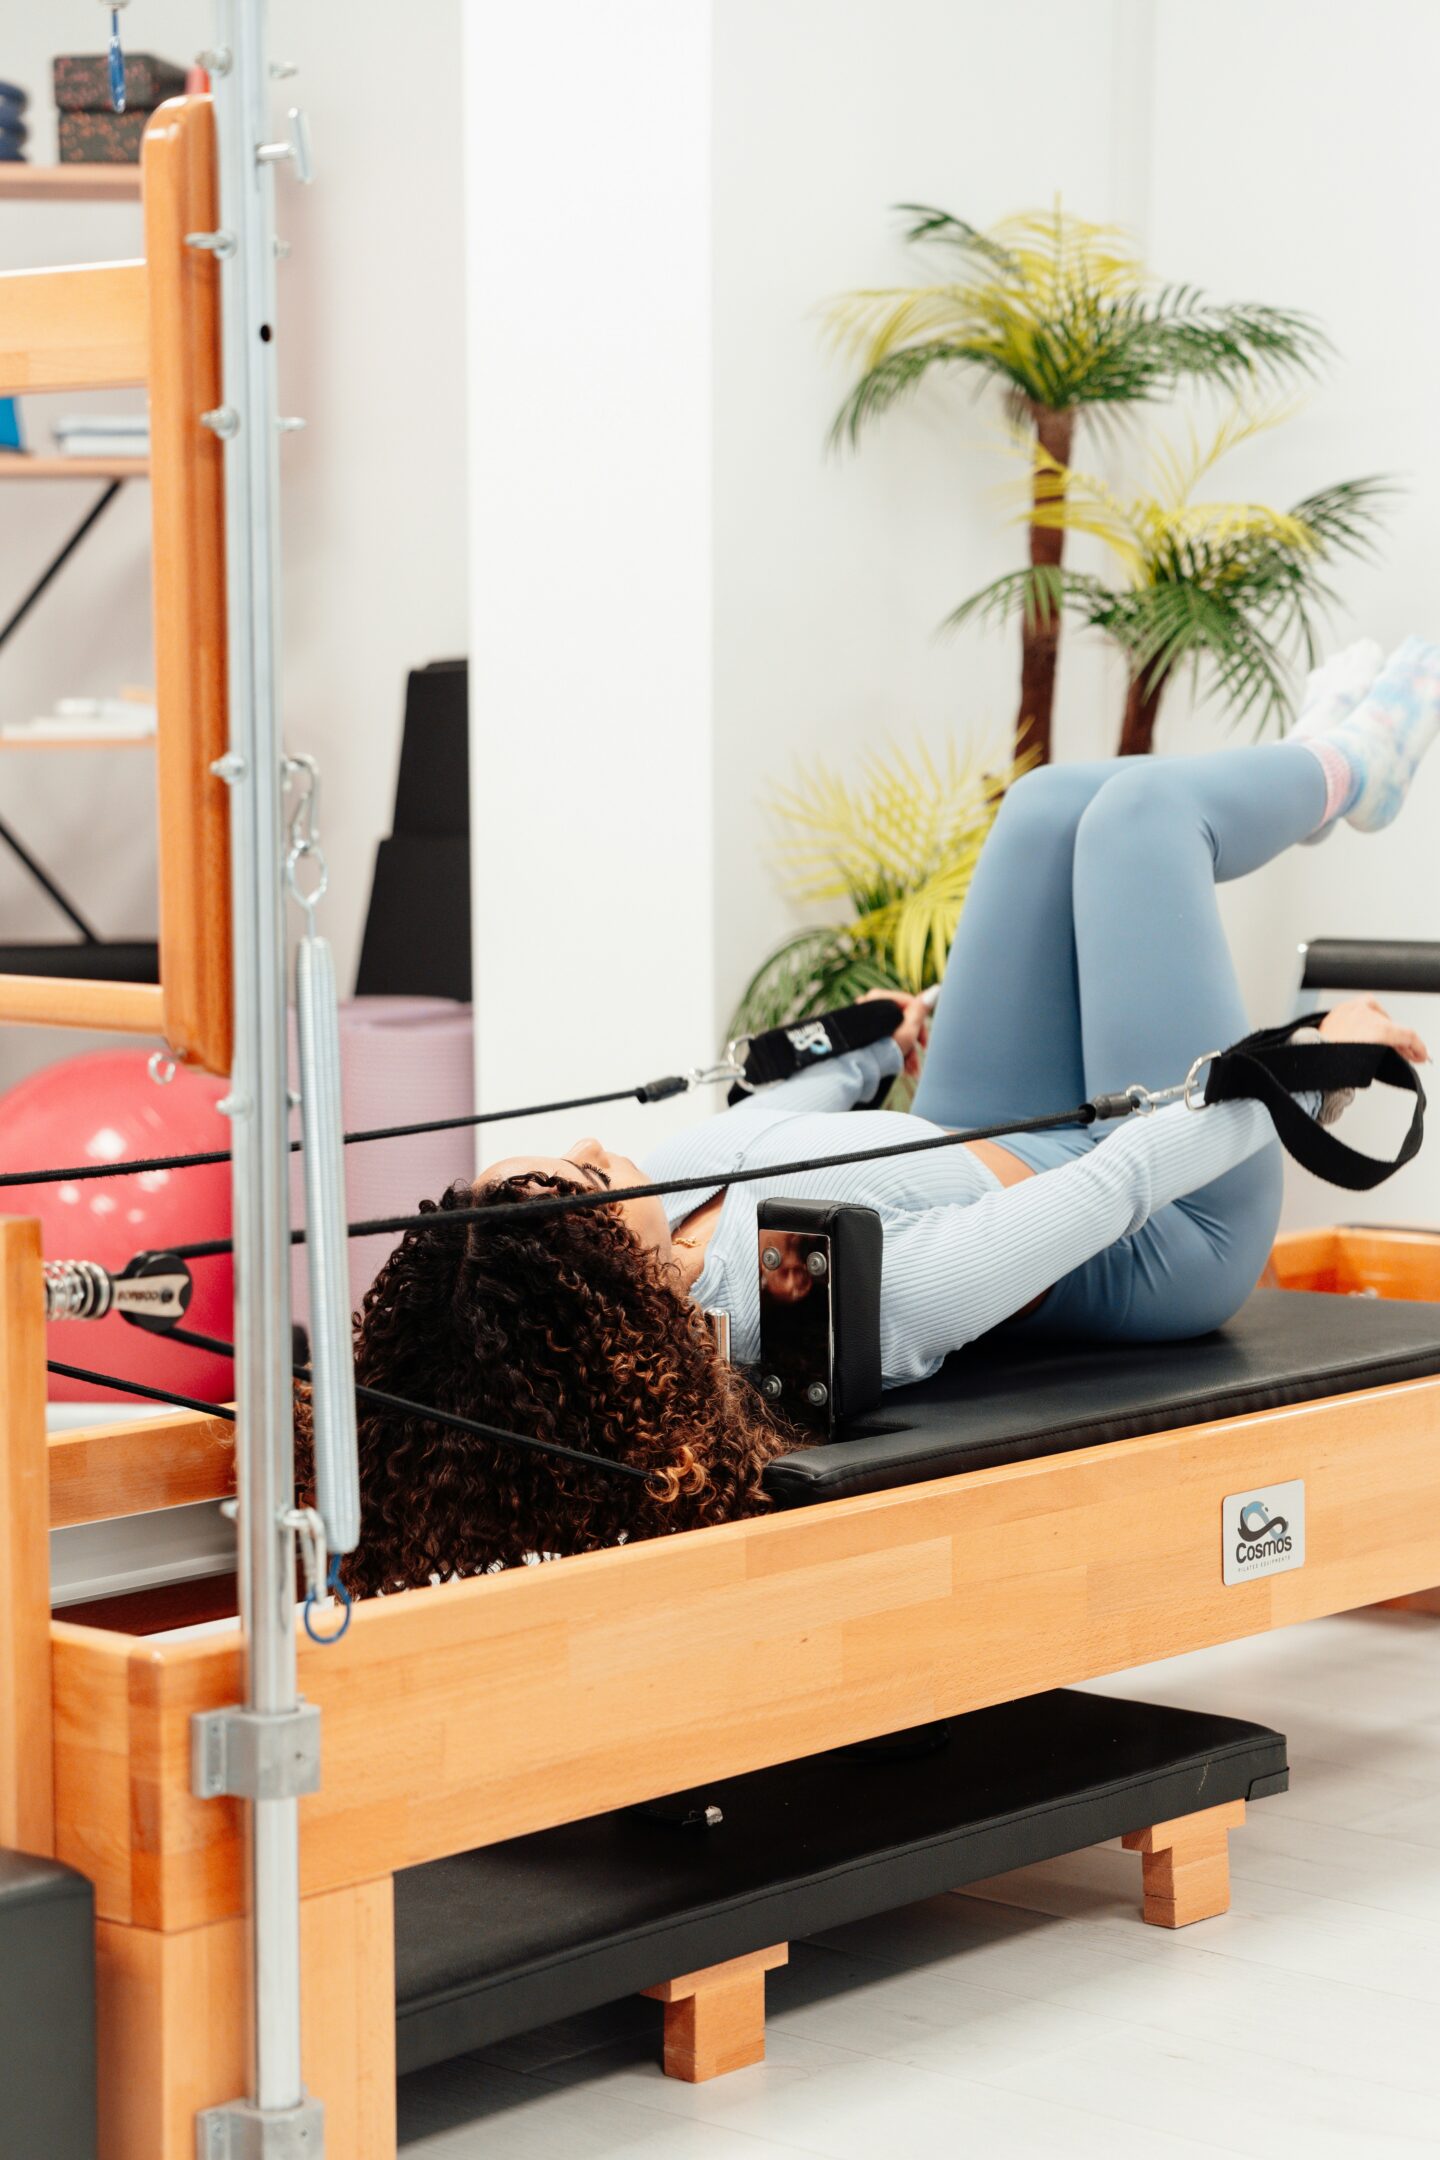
[164,1324,649,1485]
[47,1359,237,1421]
[0,1082,668,1191]
[167,1102,1104,1262]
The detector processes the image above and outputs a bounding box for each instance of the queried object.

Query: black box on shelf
[52,52,186,112]
[57,108,148,164]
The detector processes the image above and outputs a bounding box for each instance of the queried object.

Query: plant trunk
[1016,404,1075,766]
[1118,668,1168,757]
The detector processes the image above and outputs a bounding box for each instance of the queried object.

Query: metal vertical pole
[193,1,324,2151]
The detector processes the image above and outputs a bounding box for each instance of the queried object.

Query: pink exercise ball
[0,1049,235,1405]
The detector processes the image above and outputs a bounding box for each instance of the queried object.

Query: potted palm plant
[828,206,1325,762]
[729,737,1022,1048]
[950,409,1389,755]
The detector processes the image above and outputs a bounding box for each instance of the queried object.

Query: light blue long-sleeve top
[640,1042,1306,1388]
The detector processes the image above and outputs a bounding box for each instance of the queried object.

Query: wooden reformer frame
[2,95,1439,2160]
[2,1220,1437,2154]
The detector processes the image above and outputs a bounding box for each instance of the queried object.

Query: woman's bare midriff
[963,1138,1035,1190]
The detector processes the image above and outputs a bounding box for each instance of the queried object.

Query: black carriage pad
[393,1688,1286,2076]
[762,1287,1440,1508]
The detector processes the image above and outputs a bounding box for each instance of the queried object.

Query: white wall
[0,0,467,1089]
[1144,0,1440,1226]
[708,0,1440,1227]
[712,0,1142,1035]
[463,0,715,1169]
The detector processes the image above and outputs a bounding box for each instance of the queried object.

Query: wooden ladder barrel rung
[0,260,147,394]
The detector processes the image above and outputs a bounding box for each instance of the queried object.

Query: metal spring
[43,1258,113,1323]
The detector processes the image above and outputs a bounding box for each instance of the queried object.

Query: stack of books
[52,413,149,461]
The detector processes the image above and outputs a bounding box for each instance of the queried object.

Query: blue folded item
[0,148,27,164]
[0,120,29,148]
[0,401,21,454]
[0,81,28,108]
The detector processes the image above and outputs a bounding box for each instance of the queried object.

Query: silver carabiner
[282,753,329,926]
[687,1058,746,1090]
[1184,1049,1223,1112]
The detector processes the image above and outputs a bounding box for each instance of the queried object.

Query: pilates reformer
[8,982,1440,2155]
[3,46,1440,2160]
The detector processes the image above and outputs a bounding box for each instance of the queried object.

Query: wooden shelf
[0,733,154,751]
[0,165,141,203]
[0,455,148,480]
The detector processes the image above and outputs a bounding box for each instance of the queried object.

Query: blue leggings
[910,746,1328,1339]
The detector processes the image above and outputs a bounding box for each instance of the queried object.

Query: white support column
[463,0,716,1168]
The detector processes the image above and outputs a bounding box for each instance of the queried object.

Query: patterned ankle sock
[1292,635,1440,837]
[1289,637,1383,842]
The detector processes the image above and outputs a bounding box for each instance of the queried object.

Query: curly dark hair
[294,1177,795,1597]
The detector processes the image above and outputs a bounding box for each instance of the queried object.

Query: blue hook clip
[303,1555,353,1646]
[108,9,126,114]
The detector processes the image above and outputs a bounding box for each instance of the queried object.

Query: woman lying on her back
[305,641,1435,1593]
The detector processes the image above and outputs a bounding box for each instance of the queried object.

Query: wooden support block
[94,1878,397,2160]
[643,1944,787,2082]
[1122,1799,1245,1929]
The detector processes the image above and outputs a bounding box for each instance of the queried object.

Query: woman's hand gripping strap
[1201,1014,1426,1191]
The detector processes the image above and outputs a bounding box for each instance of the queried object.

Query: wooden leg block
[95,1879,396,2160]
[1122,1800,1243,1930]
[643,1944,787,2083]
[1138,1846,1232,1928]
[95,1909,245,2160]
[302,1876,396,2160]
[660,1973,766,2082]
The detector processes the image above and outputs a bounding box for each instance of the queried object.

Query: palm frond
[941,563,1110,638]
[947,401,1391,740]
[827,205,1325,439]
[731,737,1027,1038]
[727,929,897,1040]
[828,339,980,450]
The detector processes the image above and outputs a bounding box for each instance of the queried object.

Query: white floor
[397,1609,1440,2158]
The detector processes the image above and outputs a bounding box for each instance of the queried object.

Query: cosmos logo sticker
[1222,1479,1305,1585]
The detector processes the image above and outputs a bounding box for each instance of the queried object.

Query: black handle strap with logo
[1203,1015,1426,1192]
[728,999,902,1103]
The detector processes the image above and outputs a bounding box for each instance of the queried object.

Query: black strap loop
[1203,1014,1427,1191]
[730,999,902,1101]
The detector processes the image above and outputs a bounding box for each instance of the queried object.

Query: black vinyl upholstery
[0,1849,96,2160]
[763,1288,1440,1507]
[394,1690,1286,2076]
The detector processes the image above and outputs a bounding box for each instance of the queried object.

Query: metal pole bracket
[196,2095,325,2158]
[192,1702,321,1801]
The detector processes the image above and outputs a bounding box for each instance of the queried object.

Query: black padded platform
[764,1288,1440,1508]
[0,1848,96,2159]
[393,1689,1286,2076]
